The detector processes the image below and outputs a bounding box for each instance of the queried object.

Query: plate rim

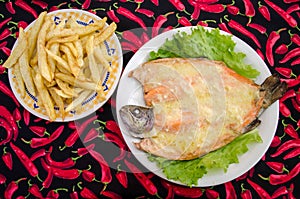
[116,26,279,187]
[8,8,123,122]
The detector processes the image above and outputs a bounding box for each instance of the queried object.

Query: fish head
[119,105,154,138]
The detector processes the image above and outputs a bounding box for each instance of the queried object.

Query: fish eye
[132,108,141,117]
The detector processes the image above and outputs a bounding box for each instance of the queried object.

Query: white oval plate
[8,9,123,122]
[116,26,278,187]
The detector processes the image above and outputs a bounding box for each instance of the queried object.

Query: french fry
[55,72,102,91]
[19,49,36,96]
[44,79,56,88]
[63,42,78,59]
[48,87,65,120]
[33,72,56,121]
[94,22,117,46]
[86,35,102,83]
[14,63,26,98]
[27,11,47,59]
[30,53,38,67]
[74,40,84,67]
[59,45,80,76]
[56,78,75,97]
[47,43,59,74]
[46,35,79,47]
[46,18,107,41]
[94,45,111,72]
[37,19,53,82]
[51,87,73,98]
[45,48,71,73]
[3,28,27,69]
[65,90,92,112]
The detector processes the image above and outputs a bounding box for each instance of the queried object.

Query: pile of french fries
[3,11,117,121]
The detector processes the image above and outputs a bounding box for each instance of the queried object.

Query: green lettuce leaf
[149,26,260,79]
[148,129,262,186]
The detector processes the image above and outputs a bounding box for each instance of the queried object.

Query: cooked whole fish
[119,58,287,160]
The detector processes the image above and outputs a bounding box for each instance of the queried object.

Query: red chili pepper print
[265,29,285,66]
[173,185,203,198]
[0,81,20,107]
[258,2,271,21]
[199,4,225,13]
[103,132,127,162]
[265,0,298,28]
[261,163,300,185]
[90,149,112,184]
[0,106,19,141]
[266,161,289,173]
[205,188,220,199]
[240,183,252,199]
[0,17,12,29]
[46,146,77,169]
[275,67,295,78]
[13,108,21,128]
[31,0,48,9]
[0,117,13,145]
[247,23,267,34]
[82,0,91,9]
[287,4,300,14]
[176,14,192,26]
[288,183,296,199]
[30,149,47,162]
[124,159,159,196]
[80,187,98,199]
[283,148,300,160]
[28,182,43,199]
[61,115,97,149]
[227,5,240,15]
[4,178,26,199]
[280,89,296,101]
[5,2,15,14]
[107,9,120,23]
[275,44,289,54]
[136,8,155,18]
[168,0,186,12]
[247,178,272,198]
[24,125,64,148]
[243,0,255,16]
[191,6,200,20]
[101,191,122,199]
[10,142,39,177]
[2,147,13,170]
[279,47,300,63]
[289,31,300,46]
[15,0,38,18]
[271,139,300,157]
[227,19,261,48]
[122,30,143,48]
[271,186,288,199]
[115,6,147,30]
[291,57,300,66]
[225,181,237,199]
[284,0,300,3]
[42,168,53,188]
[29,125,48,137]
[115,165,128,188]
[23,109,30,125]
[152,12,173,38]
[0,173,6,184]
